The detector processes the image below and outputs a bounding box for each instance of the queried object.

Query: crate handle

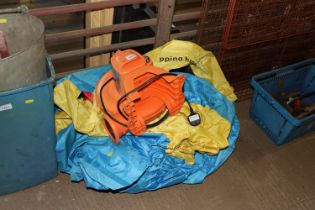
[255,73,277,82]
[257,68,303,82]
[293,62,315,70]
[0,5,28,15]
[256,61,315,82]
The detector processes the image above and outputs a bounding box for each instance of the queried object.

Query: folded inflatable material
[146,40,237,102]
[55,66,240,192]
[54,41,240,192]
[55,71,234,164]
[54,80,106,137]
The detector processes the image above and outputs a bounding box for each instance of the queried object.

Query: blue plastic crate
[0,57,57,195]
[250,58,315,145]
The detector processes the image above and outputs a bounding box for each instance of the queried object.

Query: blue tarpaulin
[55,65,240,193]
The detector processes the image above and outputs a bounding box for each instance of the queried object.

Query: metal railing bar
[50,37,155,60]
[45,11,200,42]
[29,0,158,16]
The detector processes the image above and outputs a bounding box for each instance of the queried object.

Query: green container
[0,57,57,195]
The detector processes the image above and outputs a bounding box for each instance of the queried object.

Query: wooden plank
[154,0,176,47]
[85,0,114,67]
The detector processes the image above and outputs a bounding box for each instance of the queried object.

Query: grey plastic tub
[0,8,46,91]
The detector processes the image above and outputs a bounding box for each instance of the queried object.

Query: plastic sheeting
[54,80,106,136]
[146,40,237,102]
[55,65,240,193]
[54,76,232,164]
[54,40,239,164]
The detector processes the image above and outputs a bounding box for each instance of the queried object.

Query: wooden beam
[154,0,176,47]
[85,0,114,67]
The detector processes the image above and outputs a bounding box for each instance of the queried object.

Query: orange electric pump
[95,49,186,144]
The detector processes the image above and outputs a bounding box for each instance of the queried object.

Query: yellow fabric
[55,110,72,133]
[146,40,237,102]
[148,103,230,164]
[54,80,108,137]
[54,80,230,164]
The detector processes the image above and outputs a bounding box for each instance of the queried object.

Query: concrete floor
[1,100,315,210]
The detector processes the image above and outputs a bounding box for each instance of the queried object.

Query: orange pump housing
[95,49,185,143]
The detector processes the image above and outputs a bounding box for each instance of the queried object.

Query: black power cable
[99,72,200,130]
[100,77,127,127]
[117,72,178,120]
